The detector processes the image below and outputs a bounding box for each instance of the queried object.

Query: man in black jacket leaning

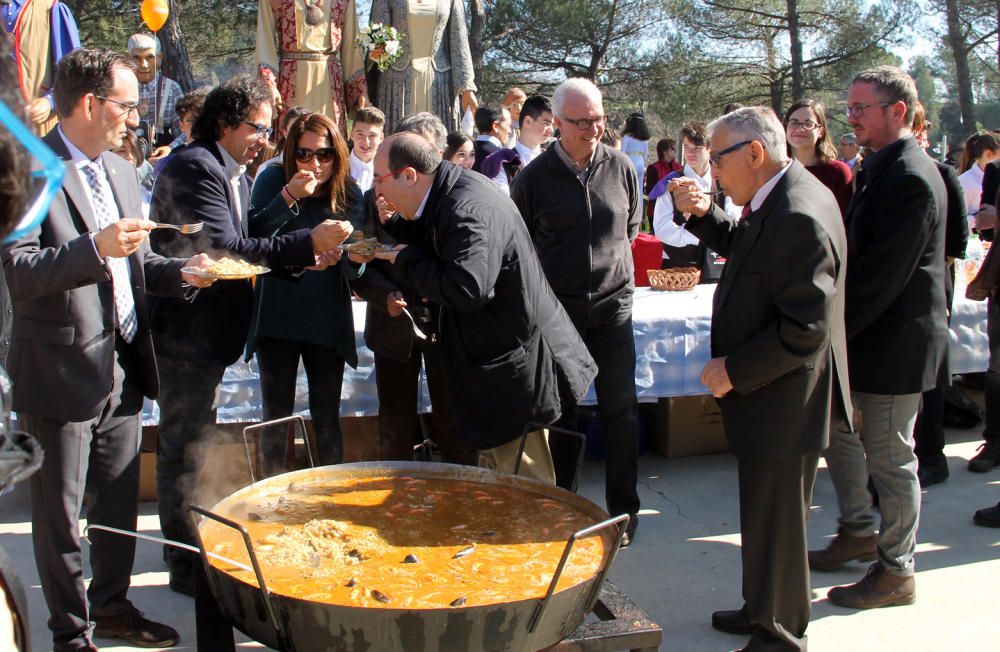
[810,66,948,609]
[370,133,596,483]
[510,77,642,545]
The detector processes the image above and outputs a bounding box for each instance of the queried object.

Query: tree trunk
[945,0,976,136]
[468,0,486,92]
[159,0,196,91]
[786,0,804,101]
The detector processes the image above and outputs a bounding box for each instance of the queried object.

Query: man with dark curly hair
[148,73,352,595]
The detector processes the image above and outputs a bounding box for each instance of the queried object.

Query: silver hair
[551,78,603,118]
[395,112,447,153]
[840,133,858,145]
[127,33,161,55]
[707,107,790,165]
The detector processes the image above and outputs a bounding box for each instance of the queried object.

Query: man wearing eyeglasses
[2,47,219,651]
[669,105,849,652]
[809,66,948,611]
[509,78,643,546]
[148,74,353,596]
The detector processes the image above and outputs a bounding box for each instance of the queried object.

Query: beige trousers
[479,429,556,485]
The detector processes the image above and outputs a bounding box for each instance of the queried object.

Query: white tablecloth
[142,287,990,424]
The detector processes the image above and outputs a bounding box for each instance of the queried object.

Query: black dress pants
[555,305,640,517]
[373,336,477,465]
[256,336,346,475]
[736,454,819,652]
[25,337,142,650]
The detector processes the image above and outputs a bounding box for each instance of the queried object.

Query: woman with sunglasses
[783,99,853,218]
[247,112,364,475]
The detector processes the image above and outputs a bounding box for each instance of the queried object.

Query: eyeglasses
[845,102,893,119]
[95,96,140,118]
[787,119,818,131]
[709,140,752,167]
[560,114,606,130]
[373,168,408,184]
[244,121,274,139]
[295,147,337,164]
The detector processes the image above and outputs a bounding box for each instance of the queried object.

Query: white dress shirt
[217,143,246,220]
[747,162,792,212]
[959,165,985,231]
[350,150,374,193]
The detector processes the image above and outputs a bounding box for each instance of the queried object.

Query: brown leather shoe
[93,606,179,648]
[827,562,916,609]
[808,526,877,571]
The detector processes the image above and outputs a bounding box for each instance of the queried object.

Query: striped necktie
[82,162,138,343]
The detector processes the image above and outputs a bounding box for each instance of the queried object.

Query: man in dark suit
[810,66,948,609]
[471,104,510,174]
[370,133,597,483]
[148,74,351,595]
[2,48,216,651]
[671,106,850,652]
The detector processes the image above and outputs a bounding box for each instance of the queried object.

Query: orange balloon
[141,0,169,32]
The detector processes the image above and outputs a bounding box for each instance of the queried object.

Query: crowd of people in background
[2,14,1000,652]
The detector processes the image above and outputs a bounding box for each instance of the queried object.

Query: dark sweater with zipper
[510,141,641,323]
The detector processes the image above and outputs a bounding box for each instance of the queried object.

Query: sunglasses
[295,147,337,164]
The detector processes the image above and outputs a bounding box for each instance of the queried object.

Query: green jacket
[244,164,365,366]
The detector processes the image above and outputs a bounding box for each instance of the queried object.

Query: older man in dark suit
[810,66,948,609]
[149,74,351,595]
[1,48,215,651]
[670,106,850,652]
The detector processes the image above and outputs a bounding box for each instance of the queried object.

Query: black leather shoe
[917,459,949,487]
[620,515,639,548]
[169,569,195,597]
[973,502,1000,527]
[969,440,1000,472]
[93,606,179,648]
[712,607,752,635]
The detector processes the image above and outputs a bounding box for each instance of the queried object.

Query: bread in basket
[647,267,700,291]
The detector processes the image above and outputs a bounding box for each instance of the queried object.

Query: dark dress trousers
[388,162,597,451]
[915,160,968,466]
[686,161,851,651]
[2,129,187,650]
[351,190,478,465]
[148,140,318,573]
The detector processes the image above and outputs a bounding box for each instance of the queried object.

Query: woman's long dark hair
[283,113,351,214]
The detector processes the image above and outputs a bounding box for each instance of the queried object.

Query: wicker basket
[647,267,700,291]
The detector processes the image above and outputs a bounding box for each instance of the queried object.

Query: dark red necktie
[741,204,752,218]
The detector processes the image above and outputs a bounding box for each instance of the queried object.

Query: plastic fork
[153,222,204,234]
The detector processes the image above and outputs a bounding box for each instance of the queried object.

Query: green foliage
[64,0,256,85]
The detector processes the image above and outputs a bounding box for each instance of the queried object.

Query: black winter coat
[391,163,597,449]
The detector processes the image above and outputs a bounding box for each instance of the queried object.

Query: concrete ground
[2,415,999,651]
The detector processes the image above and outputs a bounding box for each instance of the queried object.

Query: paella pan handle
[527,512,630,633]
[188,505,288,648]
[242,415,315,483]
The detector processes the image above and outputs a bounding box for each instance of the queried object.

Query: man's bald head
[385,132,442,175]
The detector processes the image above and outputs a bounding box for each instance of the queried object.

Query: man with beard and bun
[149,74,353,596]
[2,47,217,651]
[810,66,948,609]
[670,106,849,652]
[369,132,597,483]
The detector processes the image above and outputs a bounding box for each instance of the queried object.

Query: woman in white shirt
[958,131,1000,229]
